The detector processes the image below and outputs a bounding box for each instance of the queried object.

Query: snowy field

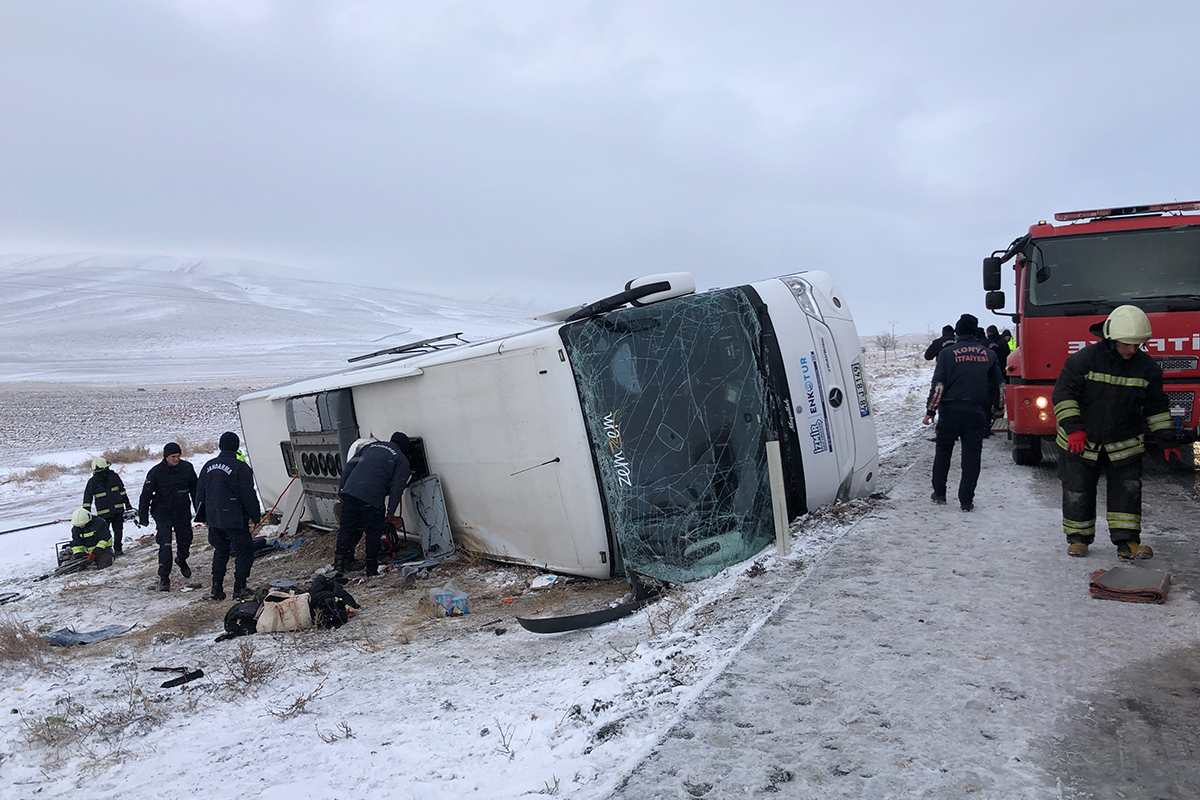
[3,318,1197,799]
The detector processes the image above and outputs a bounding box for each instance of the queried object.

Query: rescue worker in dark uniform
[335,432,411,578]
[924,325,957,361]
[138,442,198,591]
[82,457,131,556]
[196,431,261,600]
[1052,305,1179,559]
[69,508,114,568]
[922,314,1002,511]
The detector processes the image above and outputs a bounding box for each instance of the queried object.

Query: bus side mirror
[983,257,1003,291]
[985,290,1006,311]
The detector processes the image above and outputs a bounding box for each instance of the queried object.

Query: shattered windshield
[1026,226,1200,314]
[560,289,779,583]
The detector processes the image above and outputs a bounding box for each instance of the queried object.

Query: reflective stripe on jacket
[71,517,112,555]
[1051,340,1173,462]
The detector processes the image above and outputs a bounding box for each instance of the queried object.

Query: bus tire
[1012,434,1043,466]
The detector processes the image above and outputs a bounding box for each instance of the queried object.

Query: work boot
[1067,542,1089,557]
[960,501,974,512]
[176,557,192,579]
[210,580,226,601]
[1117,541,1154,560]
[931,492,947,506]
[232,579,253,600]
[365,559,379,578]
[157,576,170,592]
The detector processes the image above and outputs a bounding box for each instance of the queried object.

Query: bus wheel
[1012,434,1043,466]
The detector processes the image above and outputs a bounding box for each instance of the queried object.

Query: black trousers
[336,494,385,565]
[1059,449,1143,544]
[102,516,124,553]
[154,507,193,578]
[931,405,989,505]
[209,525,254,585]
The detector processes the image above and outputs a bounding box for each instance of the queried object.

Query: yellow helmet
[91,456,109,471]
[71,508,92,527]
[1103,305,1152,345]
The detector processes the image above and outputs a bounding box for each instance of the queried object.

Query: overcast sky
[2,1,1198,333]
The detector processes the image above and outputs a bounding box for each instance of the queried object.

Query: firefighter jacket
[83,468,130,520]
[71,516,112,557]
[340,440,410,516]
[138,459,198,525]
[925,337,1002,415]
[196,449,261,530]
[1051,339,1173,462]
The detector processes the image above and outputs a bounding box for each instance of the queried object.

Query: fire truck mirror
[983,256,1003,291]
[985,290,1006,311]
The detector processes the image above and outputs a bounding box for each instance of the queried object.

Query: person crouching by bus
[82,457,131,556]
[922,314,1002,512]
[196,432,262,601]
[1052,305,1180,559]
[69,508,113,568]
[138,442,198,592]
[334,432,411,579]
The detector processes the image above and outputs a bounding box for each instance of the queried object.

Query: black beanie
[390,431,410,450]
[955,314,979,336]
[219,431,240,451]
[163,442,182,457]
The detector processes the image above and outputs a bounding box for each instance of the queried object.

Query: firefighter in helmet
[70,508,114,568]
[1052,305,1181,559]
[82,456,131,556]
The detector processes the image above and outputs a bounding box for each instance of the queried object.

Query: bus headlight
[780,276,824,322]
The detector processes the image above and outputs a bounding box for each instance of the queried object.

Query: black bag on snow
[308,574,359,629]
[217,600,263,640]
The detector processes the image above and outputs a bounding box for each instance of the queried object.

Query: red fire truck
[983,201,1200,465]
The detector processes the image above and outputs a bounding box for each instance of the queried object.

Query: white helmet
[71,508,92,527]
[91,456,109,471]
[1103,305,1152,345]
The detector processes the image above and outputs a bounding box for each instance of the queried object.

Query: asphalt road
[605,436,1200,800]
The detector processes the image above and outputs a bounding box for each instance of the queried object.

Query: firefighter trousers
[1059,449,1143,545]
[931,405,988,505]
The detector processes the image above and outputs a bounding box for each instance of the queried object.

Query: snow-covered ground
[3,298,1197,799]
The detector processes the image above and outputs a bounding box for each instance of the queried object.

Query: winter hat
[390,431,410,451]
[163,442,182,457]
[954,314,978,336]
[941,325,955,336]
[219,431,240,451]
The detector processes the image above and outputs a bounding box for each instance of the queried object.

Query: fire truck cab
[984,201,1200,465]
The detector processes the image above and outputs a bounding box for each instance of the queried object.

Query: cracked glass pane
[561,288,777,582]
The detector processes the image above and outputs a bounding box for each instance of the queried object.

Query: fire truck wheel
[1012,434,1043,466]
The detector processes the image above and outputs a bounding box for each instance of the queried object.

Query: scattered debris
[42,624,136,647]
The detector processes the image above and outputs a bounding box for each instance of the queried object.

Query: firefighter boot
[210,579,226,602]
[176,556,192,579]
[1067,542,1089,557]
[930,492,946,506]
[157,576,170,592]
[365,558,379,578]
[1117,541,1154,560]
[232,578,253,601]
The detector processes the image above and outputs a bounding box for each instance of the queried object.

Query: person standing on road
[922,313,1002,511]
[334,432,411,579]
[924,325,957,361]
[196,431,261,601]
[82,457,131,556]
[138,442,198,592]
[1052,305,1179,559]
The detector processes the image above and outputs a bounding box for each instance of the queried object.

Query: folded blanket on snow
[43,624,135,646]
[1089,567,1171,604]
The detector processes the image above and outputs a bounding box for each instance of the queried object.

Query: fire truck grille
[1154,356,1199,371]
[1166,390,1195,415]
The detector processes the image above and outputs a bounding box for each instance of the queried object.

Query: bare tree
[875,330,899,361]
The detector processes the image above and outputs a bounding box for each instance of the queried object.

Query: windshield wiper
[1130,293,1200,301]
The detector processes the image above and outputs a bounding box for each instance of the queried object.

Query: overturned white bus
[236,271,878,583]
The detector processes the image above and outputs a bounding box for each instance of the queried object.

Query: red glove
[1066,430,1088,454]
[1164,447,1182,463]
[86,552,96,563]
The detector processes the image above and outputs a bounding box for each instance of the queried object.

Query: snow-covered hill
[0,254,540,385]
